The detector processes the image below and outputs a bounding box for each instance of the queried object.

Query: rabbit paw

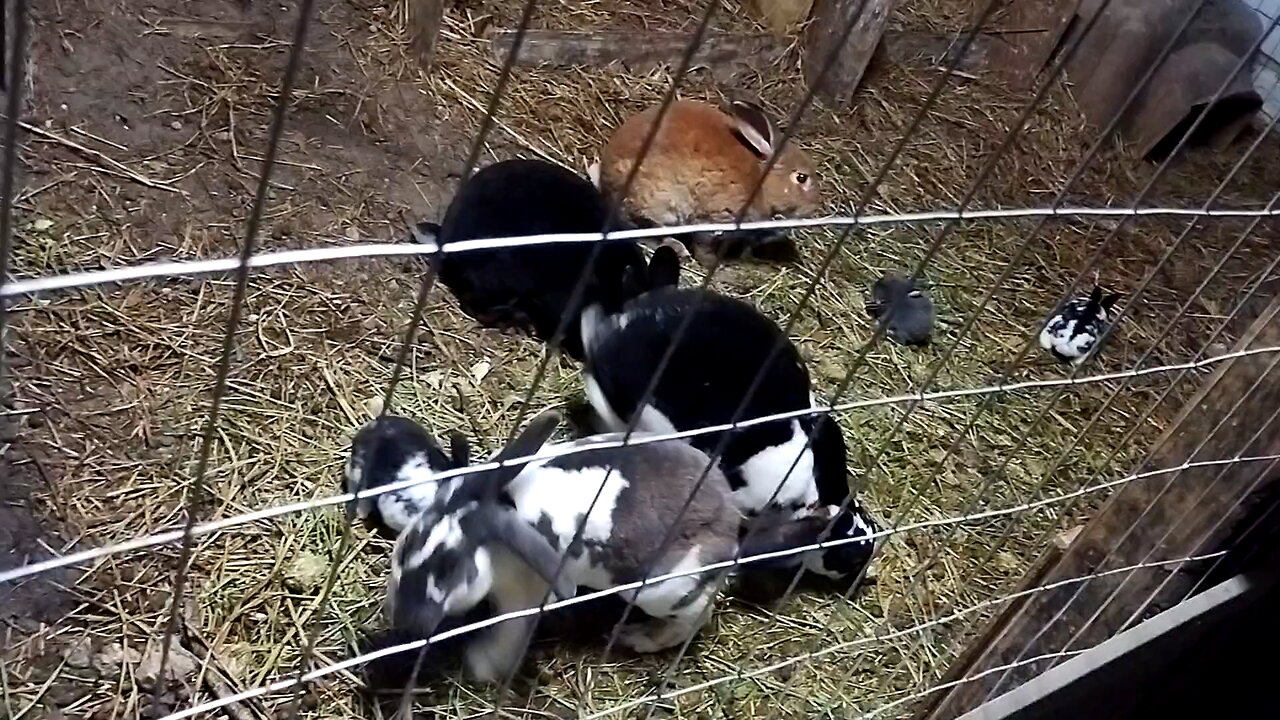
[616,619,688,654]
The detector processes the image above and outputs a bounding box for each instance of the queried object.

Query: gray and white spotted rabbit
[381,409,750,683]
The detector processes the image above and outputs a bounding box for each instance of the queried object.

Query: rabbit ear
[474,505,576,602]
[408,222,441,245]
[1101,292,1122,311]
[484,410,562,489]
[728,100,777,160]
[448,432,470,467]
[648,244,682,289]
[1087,286,1103,305]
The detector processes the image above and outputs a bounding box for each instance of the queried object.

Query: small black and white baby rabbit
[1039,286,1122,365]
[409,157,682,361]
[864,273,935,346]
[578,286,878,587]
[384,409,744,683]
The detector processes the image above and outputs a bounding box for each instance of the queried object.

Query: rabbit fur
[865,273,935,346]
[578,286,878,585]
[345,414,468,539]
[408,157,683,361]
[385,410,742,683]
[596,99,820,269]
[1039,286,1122,365]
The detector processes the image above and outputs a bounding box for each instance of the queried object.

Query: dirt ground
[3,0,1279,719]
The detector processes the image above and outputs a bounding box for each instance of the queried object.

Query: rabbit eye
[907,290,923,299]
[794,172,809,185]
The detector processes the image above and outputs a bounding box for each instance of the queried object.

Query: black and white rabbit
[408,157,683,361]
[345,413,469,539]
[577,286,878,586]
[864,273,935,346]
[1039,286,1122,365]
[384,409,745,683]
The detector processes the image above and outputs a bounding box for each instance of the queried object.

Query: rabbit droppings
[596,99,821,268]
[385,410,743,684]
[579,287,879,587]
[1039,286,1122,365]
[408,157,683,361]
[865,273,936,347]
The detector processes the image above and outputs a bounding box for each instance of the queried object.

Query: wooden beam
[917,295,1280,720]
[490,30,792,73]
[489,29,993,74]
[408,0,448,72]
[803,0,897,105]
[982,0,1081,90]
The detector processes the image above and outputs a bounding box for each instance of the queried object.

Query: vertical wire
[496,0,724,441]
[747,0,1246,708]
[0,0,26,403]
[154,0,316,708]
[886,221,1280,716]
[994,354,1280,703]
[1116,422,1280,633]
[1037,319,1280,671]
[593,0,1054,709]
[970,22,1280,701]
[379,0,540,415]
[866,127,1280,712]
[481,2,732,712]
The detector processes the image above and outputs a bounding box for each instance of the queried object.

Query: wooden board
[489,30,791,74]
[916,295,1280,720]
[489,29,993,75]
[803,0,897,105]
[983,0,1082,90]
[408,0,448,72]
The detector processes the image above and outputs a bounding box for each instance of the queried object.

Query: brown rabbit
[593,99,821,268]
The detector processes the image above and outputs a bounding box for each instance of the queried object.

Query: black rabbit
[409,158,681,361]
[578,286,878,588]
[864,273,935,346]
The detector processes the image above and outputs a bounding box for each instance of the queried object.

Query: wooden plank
[490,30,792,73]
[982,0,1082,90]
[803,0,897,105]
[917,295,1280,720]
[489,29,993,74]
[408,0,448,72]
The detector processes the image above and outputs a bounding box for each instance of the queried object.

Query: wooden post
[407,0,447,73]
[915,296,1280,720]
[803,0,897,105]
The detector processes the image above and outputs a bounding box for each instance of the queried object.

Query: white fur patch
[584,377,680,438]
[1040,317,1096,364]
[503,459,630,589]
[734,420,819,514]
[374,458,454,533]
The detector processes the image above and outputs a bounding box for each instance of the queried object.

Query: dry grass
[3,1,1279,719]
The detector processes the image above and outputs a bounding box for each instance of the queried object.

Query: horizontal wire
[2,345,1276,586]
[4,204,1280,299]
[156,551,1221,720]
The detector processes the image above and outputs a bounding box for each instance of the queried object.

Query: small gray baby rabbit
[865,273,935,346]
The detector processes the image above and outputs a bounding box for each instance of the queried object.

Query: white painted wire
[153,552,1222,720]
[3,205,1280,299]
[2,347,1275,586]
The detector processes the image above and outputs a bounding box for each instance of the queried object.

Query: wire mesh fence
[1,1,1278,719]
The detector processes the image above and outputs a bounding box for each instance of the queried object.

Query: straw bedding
[2,1,1277,718]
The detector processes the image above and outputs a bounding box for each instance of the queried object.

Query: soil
[4,0,487,716]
